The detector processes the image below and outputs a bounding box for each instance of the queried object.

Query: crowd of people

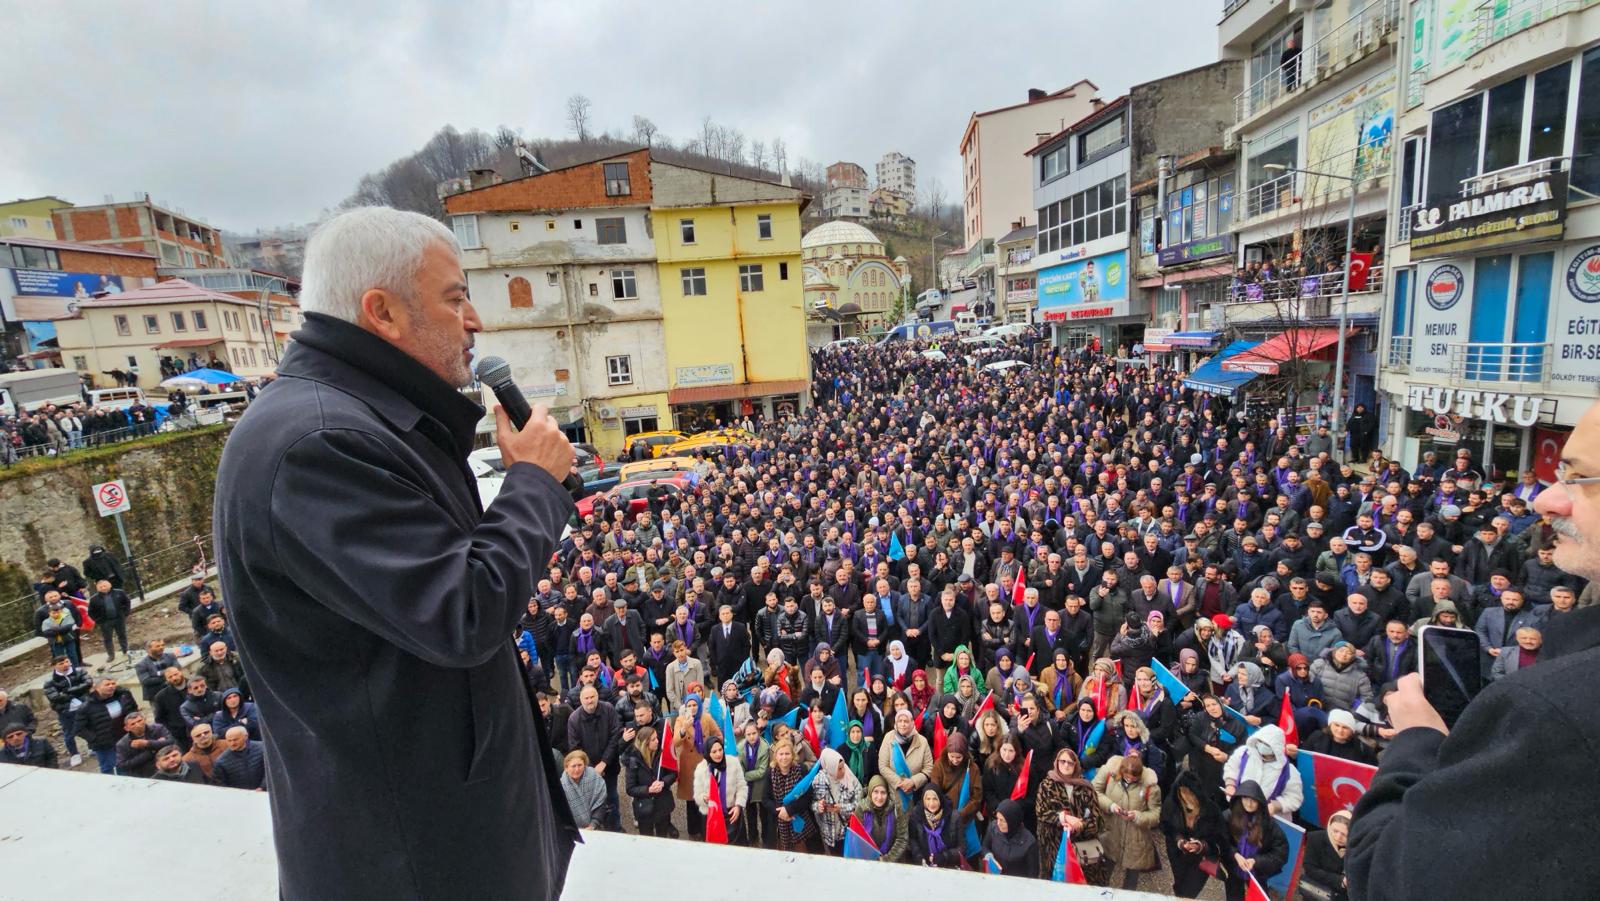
[1228,246,1382,303]
[4,329,1587,898]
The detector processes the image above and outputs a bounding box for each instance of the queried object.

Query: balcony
[1446,341,1553,386]
[1238,135,1392,222]
[1465,0,1600,57]
[1388,335,1412,371]
[1234,0,1400,124]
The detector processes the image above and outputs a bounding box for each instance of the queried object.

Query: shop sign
[675,363,735,387]
[521,383,567,398]
[1158,234,1234,267]
[1424,414,1461,443]
[1410,172,1567,258]
[619,406,656,417]
[1404,384,1546,427]
[1553,242,1600,386]
[1042,303,1126,322]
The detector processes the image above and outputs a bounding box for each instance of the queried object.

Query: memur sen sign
[1410,172,1567,258]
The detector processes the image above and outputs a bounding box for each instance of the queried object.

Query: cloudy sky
[1,0,1220,233]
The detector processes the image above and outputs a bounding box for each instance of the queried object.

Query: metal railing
[1223,0,1250,17]
[1235,0,1401,121]
[2,411,212,464]
[1462,155,1568,196]
[1467,0,1600,57]
[1228,265,1386,304]
[1388,335,1413,371]
[0,534,213,651]
[1395,203,1423,243]
[1447,341,1553,384]
[1239,136,1393,220]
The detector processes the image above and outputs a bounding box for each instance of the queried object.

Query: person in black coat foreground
[1349,399,1600,900]
[214,208,578,901]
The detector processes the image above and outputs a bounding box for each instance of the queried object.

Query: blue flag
[829,687,850,746]
[959,770,981,856]
[1152,663,1193,704]
[1082,719,1106,759]
[782,759,822,835]
[764,707,800,740]
[1051,831,1070,881]
[1267,815,1306,896]
[707,694,737,748]
[843,827,882,860]
[1222,703,1262,737]
[890,740,914,810]
[888,531,906,561]
[646,667,658,692]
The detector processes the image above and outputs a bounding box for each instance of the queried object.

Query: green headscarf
[843,720,870,782]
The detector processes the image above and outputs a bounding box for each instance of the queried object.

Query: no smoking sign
[93,479,132,517]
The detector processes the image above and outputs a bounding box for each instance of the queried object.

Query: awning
[1183,339,1262,396]
[154,337,223,349]
[1167,330,1220,348]
[1221,327,1351,374]
[668,378,809,405]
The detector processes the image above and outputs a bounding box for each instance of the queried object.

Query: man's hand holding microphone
[478,355,578,486]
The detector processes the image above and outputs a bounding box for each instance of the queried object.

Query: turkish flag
[1245,872,1272,901]
[1306,751,1378,826]
[1011,750,1032,800]
[932,721,947,761]
[1278,690,1299,747]
[705,772,729,844]
[657,727,679,775]
[1347,252,1374,291]
[1533,427,1568,485]
[1012,567,1027,607]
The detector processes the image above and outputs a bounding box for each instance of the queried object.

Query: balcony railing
[1223,0,1250,17]
[1235,0,1401,121]
[1228,265,1386,304]
[1447,341,1553,384]
[1395,203,1422,243]
[1388,335,1413,371]
[1240,135,1393,220]
[1466,0,1600,57]
[1462,155,1568,196]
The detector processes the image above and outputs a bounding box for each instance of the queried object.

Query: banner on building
[1410,173,1567,258]
[11,269,124,298]
[1159,234,1234,267]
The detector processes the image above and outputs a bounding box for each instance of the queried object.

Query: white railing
[1447,341,1553,384]
[1462,156,1568,196]
[1389,335,1413,371]
[1223,0,1250,17]
[1395,203,1422,243]
[1235,0,1401,121]
[1467,0,1600,57]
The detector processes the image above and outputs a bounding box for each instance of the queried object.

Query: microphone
[475,355,532,429]
[474,355,585,498]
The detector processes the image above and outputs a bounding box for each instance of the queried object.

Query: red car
[574,474,693,522]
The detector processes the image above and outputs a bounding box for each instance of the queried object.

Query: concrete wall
[0,425,230,639]
[1129,61,1244,188]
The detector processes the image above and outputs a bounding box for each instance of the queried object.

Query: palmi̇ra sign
[1410,172,1567,258]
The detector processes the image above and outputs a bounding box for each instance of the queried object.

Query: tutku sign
[1410,172,1567,258]
[1405,385,1547,427]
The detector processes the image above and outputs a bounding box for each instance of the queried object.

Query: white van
[953,310,979,334]
[88,387,148,411]
[0,369,82,417]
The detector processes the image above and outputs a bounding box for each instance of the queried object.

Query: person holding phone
[1348,399,1600,900]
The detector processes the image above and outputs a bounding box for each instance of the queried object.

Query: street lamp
[1262,162,1357,439]
[930,230,948,303]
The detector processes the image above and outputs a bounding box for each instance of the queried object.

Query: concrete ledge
[0,767,1171,901]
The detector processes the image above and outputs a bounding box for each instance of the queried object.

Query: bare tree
[922,177,949,224]
[772,137,788,174]
[566,94,593,142]
[701,116,718,160]
[750,139,767,172]
[493,125,520,150]
[726,129,746,171]
[631,115,658,146]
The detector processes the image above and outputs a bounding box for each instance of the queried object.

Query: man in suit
[1062,548,1102,601]
[600,598,645,667]
[707,604,752,683]
[850,592,890,678]
[1028,607,1070,675]
[1157,564,1199,627]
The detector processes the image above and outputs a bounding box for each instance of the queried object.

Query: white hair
[298,206,458,323]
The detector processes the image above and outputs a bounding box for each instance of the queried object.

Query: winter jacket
[560,767,608,828]
[1222,725,1303,816]
[693,756,750,814]
[213,740,267,789]
[75,688,138,752]
[1092,756,1163,871]
[734,736,770,802]
[0,735,58,768]
[1310,651,1374,712]
[1288,618,1343,659]
[115,723,176,777]
[876,730,933,792]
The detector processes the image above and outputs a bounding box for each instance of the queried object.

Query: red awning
[154,337,224,349]
[1220,328,1353,375]
[668,379,809,405]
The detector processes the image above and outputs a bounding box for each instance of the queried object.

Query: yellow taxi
[617,456,710,481]
[617,430,684,459]
[657,432,751,459]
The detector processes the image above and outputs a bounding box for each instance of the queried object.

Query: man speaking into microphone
[214,206,578,900]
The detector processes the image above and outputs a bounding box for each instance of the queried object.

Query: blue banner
[1037,250,1128,310]
[11,269,124,298]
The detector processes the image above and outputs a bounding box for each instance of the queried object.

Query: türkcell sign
[1410,173,1567,258]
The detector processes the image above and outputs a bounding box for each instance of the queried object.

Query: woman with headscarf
[985,646,1020,696]
[798,665,840,715]
[1206,615,1248,691]
[803,641,843,687]
[884,640,915,690]
[1161,768,1227,898]
[940,644,977,694]
[1173,694,1245,800]
[854,774,908,862]
[768,737,816,853]
[1128,665,1179,749]
[953,673,982,719]
[1034,747,1109,884]
[1171,649,1210,720]
[1224,662,1275,725]
[907,785,962,867]
[835,720,873,786]
[1039,647,1083,718]
[1274,652,1327,739]
[736,719,771,848]
[672,693,723,839]
[1086,709,1165,778]
[1078,658,1126,721]
[868,673,892,716]
[1092,751,1163,889]
[981,798,1040,878]
[623,726,677,838]
[811,746,864,853]
[1222,724,1302,818]
[908,669,936,716]
[928,732,983,837]
[1301,808,1353,901]
[1222,780,1287,901]
[694,737,749,843]
[1055,697,1104,765]
[764,647,799,700]
[925,694,972,750]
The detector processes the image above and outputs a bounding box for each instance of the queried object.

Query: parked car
[574,474,694,521]
[981,359,1031,373]
[621,430,687,461]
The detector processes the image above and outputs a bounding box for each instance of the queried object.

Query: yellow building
[0,196,71,239]
[649,161,810,429]
[55,278,280,388]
